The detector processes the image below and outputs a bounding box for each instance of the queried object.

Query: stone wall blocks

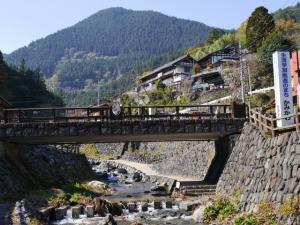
[287,178,298,193]
[293,182,300,194]
[292,154,300,165]
[292,165,298,178]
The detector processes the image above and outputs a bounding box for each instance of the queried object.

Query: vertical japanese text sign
[273,51,294,127]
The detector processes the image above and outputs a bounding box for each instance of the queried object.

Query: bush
[279,196,300,216]
[257,31,292,74]
[249,92,273,107]
[234,214,259,225]
[80,144,114,159]
[48,193,68,207]
[258,202,277,223]
[204,197,237,222]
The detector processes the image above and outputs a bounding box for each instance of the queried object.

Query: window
[184,66,191,73]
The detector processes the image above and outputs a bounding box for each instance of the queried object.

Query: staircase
[178,181,216,196]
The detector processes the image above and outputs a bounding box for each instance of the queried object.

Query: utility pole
[239,42,245,103]
[97,79,100,106]
[247,62,252,96]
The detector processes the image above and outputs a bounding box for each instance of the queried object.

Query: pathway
[111,159,200,182]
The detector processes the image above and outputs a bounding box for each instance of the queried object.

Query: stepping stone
[55,207,67,220]
[166,201,173,209]
[86,205,94,218]
[128,203,137,213]
[153,201,162,210]
[141,203,148,212]
[72,206,81,219]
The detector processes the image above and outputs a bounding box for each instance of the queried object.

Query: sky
[0,0,297,54]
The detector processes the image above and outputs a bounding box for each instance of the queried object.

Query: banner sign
[273,51,294,127]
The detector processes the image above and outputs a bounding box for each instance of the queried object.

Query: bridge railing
[0,104,242,124]
[122,104,232,120]
[0,106,111,123]
[249,107,300,137]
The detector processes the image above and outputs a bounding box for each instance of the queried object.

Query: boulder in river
[88,181,108,190]
[94,198,109,217]
[179,201,200,211]
[130,222,144,225]
[150,184,168,196]
[133,172,142,182]
[117,168,128,174]
[192,205,205,223]
[94,197,123,217]
[98,213,117,225]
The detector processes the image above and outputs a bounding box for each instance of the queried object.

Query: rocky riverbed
[50,159,207,225]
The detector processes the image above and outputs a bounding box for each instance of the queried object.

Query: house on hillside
[0,96,12,123]
[192,46,239,90]
[137,55,196,92]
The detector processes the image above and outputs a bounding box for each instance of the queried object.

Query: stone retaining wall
[95,141,216,179]
[150,141,215,180]
[217,123,300,224]
[0,143,94,199]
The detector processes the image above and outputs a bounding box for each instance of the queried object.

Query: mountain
[273,2,300,21]
[5,7,213,93]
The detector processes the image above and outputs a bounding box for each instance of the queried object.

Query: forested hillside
[274,2,300,21]
[0,51,63,108]
[5,7,213,92]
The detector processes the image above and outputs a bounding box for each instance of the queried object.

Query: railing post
[4,110,7,123]
[296,107,299,133]
[271,115,275,137]
[259,113,263,132]
[209,106,214,118]
[128,107,132,121]
[176,106,179,115]
[52,109,56,122]
[87,108,90,121]
[18,110,21,123]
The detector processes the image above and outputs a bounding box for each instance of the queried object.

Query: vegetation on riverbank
[203,194,300,225]
[80,144,115,160]
[8,181,110,225]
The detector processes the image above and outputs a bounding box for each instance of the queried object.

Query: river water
[52,162,203,225]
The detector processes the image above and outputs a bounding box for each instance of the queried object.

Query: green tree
[246,6,275,52]
[19,59,26,75]
[120,94,137,107]
[235,20,248,48]
[0,51,3,64]
[257,31,292,73]
[207,28,226,45]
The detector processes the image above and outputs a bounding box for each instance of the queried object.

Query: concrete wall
[217,123,300,224]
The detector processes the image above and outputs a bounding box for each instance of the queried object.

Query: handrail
[2,106,110,111]
[0,104,238,124]
[249,107,300,137]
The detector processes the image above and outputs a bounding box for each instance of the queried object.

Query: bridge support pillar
[203,135,236,184]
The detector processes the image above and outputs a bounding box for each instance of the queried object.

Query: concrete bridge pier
[203,135,236,184]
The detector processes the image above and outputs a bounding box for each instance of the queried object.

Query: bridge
[0,104,247,144]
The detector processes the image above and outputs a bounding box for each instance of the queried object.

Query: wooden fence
[249,108,300,137]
